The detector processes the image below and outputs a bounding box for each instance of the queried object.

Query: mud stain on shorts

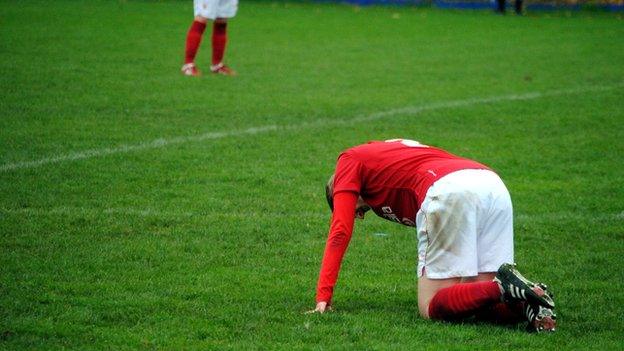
[427,191,477,257]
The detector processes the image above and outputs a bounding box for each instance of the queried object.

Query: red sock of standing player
[428,281,502,321]
[185,20,207,64]
[211,22,228,66]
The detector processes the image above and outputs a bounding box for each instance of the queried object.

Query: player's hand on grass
[306,301,332,314]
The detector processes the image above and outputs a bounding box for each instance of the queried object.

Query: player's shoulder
[339,142,376,160]
[348,139,422,153]
[340,139,439,161]
[345,140,386,153]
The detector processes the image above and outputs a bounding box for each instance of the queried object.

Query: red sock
[211,22,228,65]
[428,281,501,321]
[184,20,207,64]
[475,302,525,324]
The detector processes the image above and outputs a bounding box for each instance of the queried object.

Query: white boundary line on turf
[0,206,195,218]
[1,83,622,173]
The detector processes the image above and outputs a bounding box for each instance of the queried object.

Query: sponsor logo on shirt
[381,206,416,227]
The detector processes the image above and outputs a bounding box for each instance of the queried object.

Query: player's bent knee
[418,273,460,320]
[194,16,208,23]
[418,303,431,320]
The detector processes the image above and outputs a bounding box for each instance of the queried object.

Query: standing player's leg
[182,0,214,76]
[495,0,506,13]
[514,0,523,15]
[209,0,238,75]
[210,18,236,75]
[182,15,208,76]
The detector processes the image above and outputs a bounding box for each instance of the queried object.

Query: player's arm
[311,191,358,313]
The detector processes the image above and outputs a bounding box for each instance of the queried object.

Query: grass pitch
[1,0,623,349]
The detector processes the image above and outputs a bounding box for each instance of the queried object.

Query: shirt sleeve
[315,191,358,304]
[333,152,362,194]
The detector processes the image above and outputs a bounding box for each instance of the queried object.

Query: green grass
[1,0,623,349]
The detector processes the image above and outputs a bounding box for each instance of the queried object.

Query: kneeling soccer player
[182,0,237,76]
[310,139,556,332]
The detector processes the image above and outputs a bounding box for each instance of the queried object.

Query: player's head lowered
[325,174,371,219]
[325,174,335,211]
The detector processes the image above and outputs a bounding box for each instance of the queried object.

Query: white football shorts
[416,169,514,279]
[194,0,238,20]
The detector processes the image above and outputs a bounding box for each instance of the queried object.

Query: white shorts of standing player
[416,169,514,279]
[194,0,238,20]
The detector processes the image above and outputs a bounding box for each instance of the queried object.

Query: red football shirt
[316,139,489,303]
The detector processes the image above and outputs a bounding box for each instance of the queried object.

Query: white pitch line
[1,83,622,173]
[0,125,279,173]
[0,206,196,218]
